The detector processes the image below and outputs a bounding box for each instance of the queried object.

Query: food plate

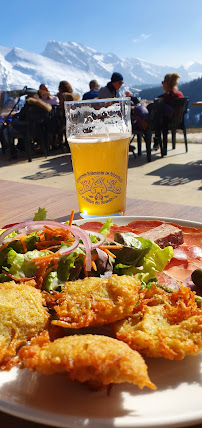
[0,216,201,428]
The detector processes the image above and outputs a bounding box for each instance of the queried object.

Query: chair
[161,97,188,155]
[129,98,164,162]
[129,134,141,158]
[0,123,8,154]
[23,105,51,162]
[47,105,65,152]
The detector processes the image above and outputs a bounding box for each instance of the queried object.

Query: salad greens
[33,207,47,221]
[0,208,174,292]
[114,240,173,283]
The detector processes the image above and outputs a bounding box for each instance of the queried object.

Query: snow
[0,40,202,96]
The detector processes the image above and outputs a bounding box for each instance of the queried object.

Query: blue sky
[1,0,202,67]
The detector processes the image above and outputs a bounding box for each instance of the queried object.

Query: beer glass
[65,98,131,218]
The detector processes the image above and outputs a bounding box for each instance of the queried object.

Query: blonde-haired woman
[158,72,184,103]
[57,81,80,110]
[152,72,184,150]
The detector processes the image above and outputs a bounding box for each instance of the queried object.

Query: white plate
[0,216,202,428]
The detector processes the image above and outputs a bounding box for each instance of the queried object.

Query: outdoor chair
[23,105,51,162]
[0,123,8,154]
[47,105,67,152]
[161,97,188,155]
[129,98,164,162]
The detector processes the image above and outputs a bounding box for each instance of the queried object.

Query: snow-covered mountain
[0,41,202,97]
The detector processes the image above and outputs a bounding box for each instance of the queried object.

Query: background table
[192,102,202,106]
[1,179,202,226]
[0,178,202,428]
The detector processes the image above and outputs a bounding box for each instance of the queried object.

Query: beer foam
[68,133,131,144]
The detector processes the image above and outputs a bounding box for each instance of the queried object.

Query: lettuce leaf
[114,240,173,283]
[33,207,47,221]
[0,229,18,239]
[43,271,59,292]
[99,218,113,238]
[113,235,152,266]
[57,246,85,282]
[5,248,49,278]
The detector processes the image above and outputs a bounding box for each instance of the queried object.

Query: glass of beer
[65,98,131,218]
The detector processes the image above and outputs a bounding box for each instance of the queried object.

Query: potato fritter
[19,332,156,390]
[51,274,141,328]
[112,284,202,360]
[0,281,49,367]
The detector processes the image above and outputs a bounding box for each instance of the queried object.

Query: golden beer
[69,133,130,217]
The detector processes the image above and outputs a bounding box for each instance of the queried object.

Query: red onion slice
[55,235,80,256]
[0,221,97,271]
[82,230,105,249]
[69,225,92,271]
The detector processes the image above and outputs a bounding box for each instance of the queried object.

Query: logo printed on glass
[77,171,123,205]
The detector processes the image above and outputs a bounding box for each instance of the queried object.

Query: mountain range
[0,40,202,97]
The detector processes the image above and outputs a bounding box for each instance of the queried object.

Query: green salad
[0,208,174,292]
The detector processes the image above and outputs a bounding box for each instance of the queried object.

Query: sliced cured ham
[156,272,180,290]
[127,220,163,234]
[79,221,104,233]
[165,244,202,282]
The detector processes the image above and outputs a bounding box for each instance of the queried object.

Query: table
[0,178,202,428]
[1,179,202,226]
[192,102,202,106]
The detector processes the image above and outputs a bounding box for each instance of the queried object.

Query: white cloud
[133,33,151,43]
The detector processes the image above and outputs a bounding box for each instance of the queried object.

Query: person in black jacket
[98,72,123,98]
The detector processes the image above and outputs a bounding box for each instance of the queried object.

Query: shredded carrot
[92,261,97,271]
[0,242,10,251]
[36,240,69,247]
[92,253,98,261]
[2,271,35,282]
[35,259,53,288]
[101,248,116,258]
[36,245,60,251]
[42,227,74,243]
[82,255,88,277]
[43,260,59,278]
[42,225,55,232]
[69,209,75,227]
[100,245,122,250]
[0,233,30,252]
[20,236,27,253]
[38,249,55,254]
[32,254,59,264]
[43,225,67,234]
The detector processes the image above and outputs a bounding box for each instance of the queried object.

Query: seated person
[131,73,184,147]
[2,95,52,157]
[153,72,184,148]
[98,72,123,98]
[57,81,80,110]
[55,81,80,150]
[158,72,183,105]
[128,90,150,132]
[82,80,99,100]
[38,84,59,106]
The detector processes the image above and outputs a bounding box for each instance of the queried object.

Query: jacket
[98,82,119,99]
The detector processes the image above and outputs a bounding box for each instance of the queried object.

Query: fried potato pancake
[0,281,49,367]
[112,284,202,360]
[19,332,156,390]
[51,274,141,329]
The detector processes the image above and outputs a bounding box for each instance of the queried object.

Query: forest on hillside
[138,77,202,127]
